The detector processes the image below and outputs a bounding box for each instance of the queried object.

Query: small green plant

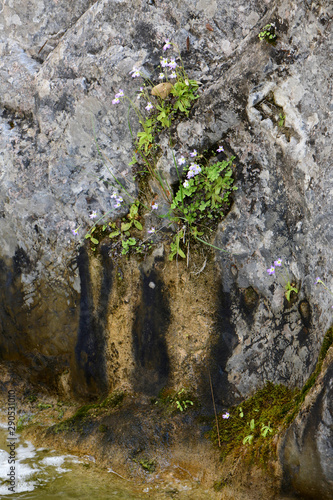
[73,39,235,265]
[242,418,255,445]
[278,113,285,127]
[258,23,277,43]
[137,458,156,473]
[168,149,237,260]
[267,258,298,302]
[260,421,273,438]
[156,387,195,413]
[174,389,194,412]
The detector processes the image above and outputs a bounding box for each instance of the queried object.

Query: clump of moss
[153,387,196,414]
[211,326,333,465]
[136,458,156,473]
[50,391,125,435]
[211,382,298,465]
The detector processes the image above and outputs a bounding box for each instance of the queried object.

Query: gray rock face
[279,348,333,499]
[0,0,332,490]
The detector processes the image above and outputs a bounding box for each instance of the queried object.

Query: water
[0,424,219,499]
[0,423,146,499]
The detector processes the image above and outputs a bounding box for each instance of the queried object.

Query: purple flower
[267,266,275,275]
[151,202,158,210]
[190,149,197,157]
[114,202,121,208]
[163,39,171,51]
[274,259,282,267]
[111,192,118,199]
[160,57,169,68]
[217,146,224,152]
[89,211,97,219]
[130,66,141,78]
[145,102,154,111]
[116,196,123,203]
[71,228,79,236]
[222,412,230,419]
[148,227,155,234]
[178,156,186,166]
[187,163,201,179]
[159,72,165,80]
[168,57,177,69]
[112,97,120,105]
[183,180,189,188]
[315,277,321,285]
[170,71,177,79]
[115,89,124,98]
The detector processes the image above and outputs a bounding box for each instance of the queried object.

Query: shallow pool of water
[0,424,219,499]
[0,423,151,499]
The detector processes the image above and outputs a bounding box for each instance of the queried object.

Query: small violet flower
[222,412,230,419]
[217,146,224,152]
[170,71,177,79]
[115,89,124,98]
[160,57,169,68]
[178,156,186,166]
[111,192,118,199]
[274,259,282,267]
[163,39,171,51]
[190,149,197,157]
[151,202,158,210]
[267,266,275,275]
[159,72,165,80]
[145,102,154,111]
[148,227,155,234]
[112,97,120,105]
[89,211,97,219]
[183,180,189,188]
[71,228,79,236]
[168,57,177,69]
[114,202,121,208]
[130,66,141,78]
[315,277,322,285]
[187,163,201,179]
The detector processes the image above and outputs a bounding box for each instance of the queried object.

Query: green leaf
[133,220,143,230]
[109,231,120,238]
[85,234,91,239]
[91,237,99,245]
[121,222,132,232]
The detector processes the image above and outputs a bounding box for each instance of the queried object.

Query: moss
[154,387,196,414]
[211,325,333,465]
[50,391,125,435]
[137,458,156,473]
[210,382,298,465]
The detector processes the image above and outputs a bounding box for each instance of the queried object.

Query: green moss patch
[211,382,298,464]
[50,391,125,435]
[211,326,333,465]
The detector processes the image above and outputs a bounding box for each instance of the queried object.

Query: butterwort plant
[267,259,298,302]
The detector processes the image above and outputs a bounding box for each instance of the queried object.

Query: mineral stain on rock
[132,269,170,395]
[74,245,112,399]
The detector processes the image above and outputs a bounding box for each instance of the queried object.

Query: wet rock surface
[279,348,333,500]
[0,0,332,497]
